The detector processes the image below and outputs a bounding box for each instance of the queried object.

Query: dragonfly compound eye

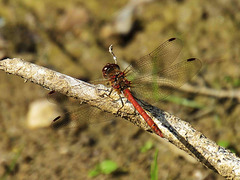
[102,63,120,79]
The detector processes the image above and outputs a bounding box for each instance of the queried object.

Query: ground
[0,0,240,179]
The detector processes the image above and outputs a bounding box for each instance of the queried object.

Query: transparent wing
[130,38,183,75]
[47,91,118,130]
[131,58,202,101]
[50,104,116,130]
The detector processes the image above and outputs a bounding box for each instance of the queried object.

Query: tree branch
[1,58,240,179]
[180,84,240,101]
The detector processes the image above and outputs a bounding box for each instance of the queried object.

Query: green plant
[140,141,153,153]
[88,160,118,177]
[150,149,159,180]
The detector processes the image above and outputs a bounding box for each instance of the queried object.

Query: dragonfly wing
[132,58,202,101]
[51,104,116,129]
[48,91,117,130]
[130,38,183,75]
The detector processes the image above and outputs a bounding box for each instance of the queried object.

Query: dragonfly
[51,37,202,137]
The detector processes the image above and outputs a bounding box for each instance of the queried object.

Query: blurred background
[0,0,240,179]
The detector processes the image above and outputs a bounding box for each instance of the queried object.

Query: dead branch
[0,58,240,179]
[180,84,240,101]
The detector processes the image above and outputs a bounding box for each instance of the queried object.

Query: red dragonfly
[51,38,202,137]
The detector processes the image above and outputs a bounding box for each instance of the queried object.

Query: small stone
[26,99,62,129]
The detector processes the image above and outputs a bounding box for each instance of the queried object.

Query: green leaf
[218,140,230,148]
[88,168,101,177]
[1,146,23,179]
[99,160,118,174]
[224,76,240,87]
[150,149,158,180]
[88,160,118,177]
[224,76,232,83]
[233,78,240,87]
[140,141,153,153]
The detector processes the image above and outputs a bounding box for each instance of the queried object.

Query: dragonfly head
[102,63,120,79]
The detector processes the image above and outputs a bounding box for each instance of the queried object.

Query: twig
[0,58,240,179]
[180,84,240,101]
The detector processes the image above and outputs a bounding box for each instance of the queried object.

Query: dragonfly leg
[108,87,113,96]
[115,94,125,115]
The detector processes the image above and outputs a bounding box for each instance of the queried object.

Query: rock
[26,99,62,129]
